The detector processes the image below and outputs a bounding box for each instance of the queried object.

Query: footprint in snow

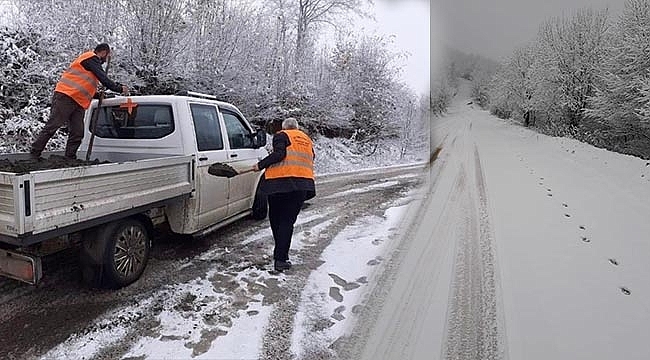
[564,213,571,218]
[331,305,346,321]
[581,236,590,243]
[328,273,361,291]
[329,287,343,302]
[620,287,631,296]
[329,273,347,286]
[579,225,586,230]
[609,258,619,266]
[562,203,568,208]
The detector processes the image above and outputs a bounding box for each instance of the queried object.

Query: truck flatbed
[0,152,194,245]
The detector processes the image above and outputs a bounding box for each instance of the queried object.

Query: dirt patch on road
[0,155,108,173]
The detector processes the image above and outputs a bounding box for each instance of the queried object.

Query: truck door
[190,103,229,227]
[221,109,260,216]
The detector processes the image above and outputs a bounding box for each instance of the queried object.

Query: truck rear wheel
[81,218,151,288]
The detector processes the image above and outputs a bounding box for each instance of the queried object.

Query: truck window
[190,104,224,151]
[93,104,174,139]
[222,110,254,149]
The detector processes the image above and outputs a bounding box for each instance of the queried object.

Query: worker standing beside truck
[253,117,316,272]
[30,43,129,159]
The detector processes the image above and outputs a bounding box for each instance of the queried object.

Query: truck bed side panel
[0,155,194,239]
[0,175,18,236]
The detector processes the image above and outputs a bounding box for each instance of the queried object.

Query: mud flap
[0,249,42,284]
[79,227,105,287]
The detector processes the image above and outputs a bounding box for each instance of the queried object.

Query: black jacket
[80,55,123,93]
[257,131,316,200]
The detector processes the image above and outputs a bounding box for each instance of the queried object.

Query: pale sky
[433,0,627,61]
[372,0,431,95]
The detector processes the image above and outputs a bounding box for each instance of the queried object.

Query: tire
[251,180,268,220]
[80,218,151,288]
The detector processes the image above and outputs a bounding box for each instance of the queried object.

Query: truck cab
[81,91,269,233]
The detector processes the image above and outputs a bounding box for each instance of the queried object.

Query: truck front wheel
[81,218,151,288]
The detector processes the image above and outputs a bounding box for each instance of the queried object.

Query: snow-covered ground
[349,89,650,359]
[24,138,426,360]
[8,85,650,359]
[474,111,650,359]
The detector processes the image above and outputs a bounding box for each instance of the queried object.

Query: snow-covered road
[344,93,650,359]
[0,161,425,360]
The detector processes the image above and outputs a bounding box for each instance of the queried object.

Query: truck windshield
[92,104,175,139]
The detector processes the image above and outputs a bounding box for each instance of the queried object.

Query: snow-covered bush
[1,0,425,158]
[0,27,64,153]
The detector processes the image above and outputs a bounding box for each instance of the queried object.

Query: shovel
[208,163,256,178]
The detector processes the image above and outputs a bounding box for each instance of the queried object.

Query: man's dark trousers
[268,191,305,262]
[31,91,85,158]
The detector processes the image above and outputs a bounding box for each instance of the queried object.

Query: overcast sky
[432,0,627,61]
[371,0,430,95]
[368,0,628,96]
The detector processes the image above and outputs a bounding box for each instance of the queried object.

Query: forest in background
[463,0,650,159]
[0,0,430,155]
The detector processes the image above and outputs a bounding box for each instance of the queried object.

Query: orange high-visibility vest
[265,129,315,180]
[54,51,99,109]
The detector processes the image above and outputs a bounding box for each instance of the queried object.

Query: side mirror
[253,128,267,148]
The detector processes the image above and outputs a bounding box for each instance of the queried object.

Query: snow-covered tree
[429,75,454,116]
[0,28,60,152]
[118,0,191,93]
[330,32,402,144]
[13,0,124,65]
[535,8,609,127]
[0,0,419,154]
[294,0,370,71]
[489,43,548,126]
[587,0,650,134]
[470,60,498,108]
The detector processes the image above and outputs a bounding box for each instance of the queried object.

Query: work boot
[274,260,292,272]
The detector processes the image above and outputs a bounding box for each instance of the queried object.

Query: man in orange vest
[30,43,128,159]
[253,117,316,272]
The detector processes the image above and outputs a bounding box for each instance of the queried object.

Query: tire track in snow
[442,146,506,360]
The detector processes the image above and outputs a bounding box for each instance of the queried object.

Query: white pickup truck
[0,91,269,288]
